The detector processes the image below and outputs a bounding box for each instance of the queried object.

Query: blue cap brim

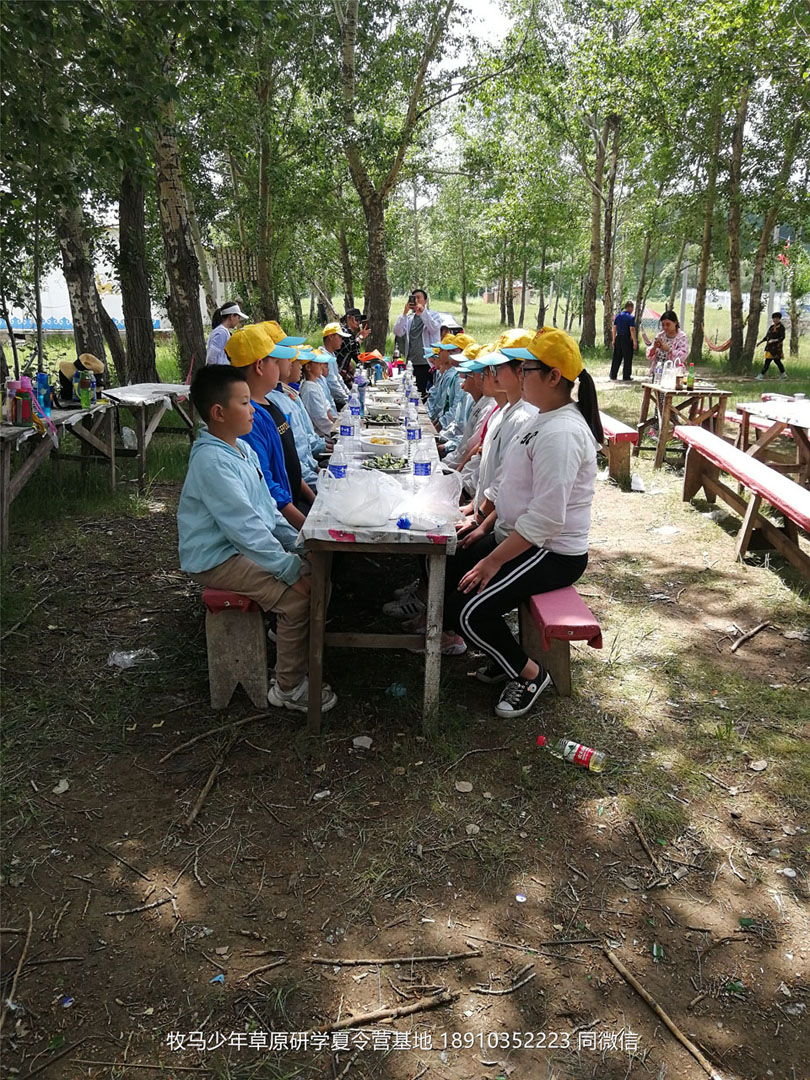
[437,342,461,350]
[458,362,485,373]
[480,351,513,366]
[269,344,298,359]
[499,347,535,360]
[279,335,306,347]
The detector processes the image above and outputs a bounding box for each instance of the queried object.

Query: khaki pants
[192,555,309,692]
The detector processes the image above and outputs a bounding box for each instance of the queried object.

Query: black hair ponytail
[211,305,224,330]
[576,369,603,444]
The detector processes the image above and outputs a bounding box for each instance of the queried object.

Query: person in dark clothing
[609,301,637,381]
[756,312,787,381]
[336,308,370,388]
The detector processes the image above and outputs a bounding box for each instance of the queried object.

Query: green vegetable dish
[362,454,409,473]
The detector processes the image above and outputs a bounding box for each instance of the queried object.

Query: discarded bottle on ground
[537,735,606,772]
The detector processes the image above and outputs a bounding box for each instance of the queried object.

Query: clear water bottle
[654,362,663,385]
[328,441,348,480]
[662,360,675,389]
[412,440,432,489]
[537,735,606,772]
[348,388,362,419]
[406,359,414,378]
[404,403,420,457]
[338,405,354,443]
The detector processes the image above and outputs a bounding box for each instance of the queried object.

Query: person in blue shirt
[319,323,350,410]
[225,327,307,531]
[177,363,337,714]
[609,301,638,381]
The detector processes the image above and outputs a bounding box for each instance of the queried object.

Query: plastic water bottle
[348,387,362,420]
[654,362,663,385]
[662,360,675,389]
[412,440,431,489]
[328,441,348,480]
[404,403,420,457]
[537,735,606,772]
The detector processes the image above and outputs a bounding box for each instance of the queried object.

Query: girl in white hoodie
[444,328,603,719]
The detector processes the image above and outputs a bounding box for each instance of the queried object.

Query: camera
[408,293,416,309]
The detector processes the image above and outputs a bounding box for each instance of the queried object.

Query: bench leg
[683,447,705,501]
[519,605,572,696]
[735,494,762,563]
[608,442,631,486]
[206,609,268,710]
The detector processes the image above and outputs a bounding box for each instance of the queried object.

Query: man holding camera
[336,307,371,389]
[392,288,443,394]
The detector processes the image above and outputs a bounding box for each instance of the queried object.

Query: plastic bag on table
[318,470,402,527]
[397,469,463,530]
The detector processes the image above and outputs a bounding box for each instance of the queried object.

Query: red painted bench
[675,425,810,577]
[203,588,268,709]
[519,586,603,696]
[599,411,639,485]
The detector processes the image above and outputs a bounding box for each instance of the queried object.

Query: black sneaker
[495,669,552,718]
[475,659,509,684]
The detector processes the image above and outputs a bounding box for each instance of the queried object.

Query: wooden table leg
[0,441,10,552]
[136,405,147,493]
[422,548,446,735]
[108,405,116,491]
[653,396,670,469]
[307,552,328,735]
[714,397,727,437]
[634,385,651,454]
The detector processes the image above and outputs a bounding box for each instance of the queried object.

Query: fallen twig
[52,899,71,942]
[466,932,600,952]
[187,734,238,827]
[160,714,268,763]
[26,1036,90,1077]
[0,596,48,641]
[473,969,536,995]
[0,926,27,935]
[442,745,510,774]
[21,955,84,971]
[604,948,726,1079]
[631,819,663,874]
[104,896,173,917]
[0,909,32,1032]
[310,950,481,967]
[239,957,287,981]
[94,843,153,882]
[71,1063,208,1074]
[731,621,769,653]
[315,989,459,1033]
[334,1046,363,1078]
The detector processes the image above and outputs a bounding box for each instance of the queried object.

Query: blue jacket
[177,430,302,583]
[267,386,324,486]
[239,399,293,509]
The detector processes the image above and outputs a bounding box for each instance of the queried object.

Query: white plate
[361,435,406,454]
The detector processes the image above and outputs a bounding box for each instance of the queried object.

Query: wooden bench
[675,425,810,577]
[519,586,603,696]
[203,588,268,709]
[599,411,639,485]
[725,411,792,440]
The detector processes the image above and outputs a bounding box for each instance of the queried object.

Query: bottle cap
[536,736,547,748]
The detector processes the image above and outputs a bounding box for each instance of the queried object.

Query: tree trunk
[1,281,21,378]
[506,257,515,327]
[536,243,547,327]
[256,85,275,320]
[119,166,158,384]
[602,116,621,349]
[362,193,390,352]
[338,220,354,311]
[57,201,108,372]
[185,183,216,317]
[727,88,749,371]
[552,274,561,327]
[563,268,572,331]
[518,237,528,326]
[689,106,723,365]
[289,275,303,332]
[460,234,468,326]
[667,236,687,313]
[227,152,248,252]
[580,117,609,348]
[498,248,506,326]
[741,115,803,367]
[96,289,127,386]
[154,108,206,378]
[309,288,315,324]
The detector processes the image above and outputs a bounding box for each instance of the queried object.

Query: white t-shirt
[477,398,538,508]
[494,402,599,556]
[206,324,231,365]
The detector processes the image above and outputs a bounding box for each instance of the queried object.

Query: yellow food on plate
[370,437,394,444]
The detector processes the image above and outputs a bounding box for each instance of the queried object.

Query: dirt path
[1,460,808,1080]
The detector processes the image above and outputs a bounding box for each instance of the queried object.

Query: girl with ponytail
[206,301,248,365]
[443,328,602,719]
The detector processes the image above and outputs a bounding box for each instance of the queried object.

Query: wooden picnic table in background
[101,383,195,493]
[735,398,810,487]
[635,382,731,470]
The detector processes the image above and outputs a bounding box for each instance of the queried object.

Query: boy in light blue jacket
[178,363,337,715]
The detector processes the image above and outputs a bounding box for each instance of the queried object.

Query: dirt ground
[1,443,809,1080]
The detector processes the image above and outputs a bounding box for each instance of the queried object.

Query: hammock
[704,335,731,352]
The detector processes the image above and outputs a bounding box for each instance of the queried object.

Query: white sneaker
[383,593,426,619]
[267,676,337,713]
[779,373,788,381]
[755,374,764,381]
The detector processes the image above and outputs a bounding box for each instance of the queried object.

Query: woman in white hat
[206,301,249,365]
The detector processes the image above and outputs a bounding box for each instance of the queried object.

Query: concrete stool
[203,588,268,709]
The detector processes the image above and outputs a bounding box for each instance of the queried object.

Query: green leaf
[47,1035,66,1051]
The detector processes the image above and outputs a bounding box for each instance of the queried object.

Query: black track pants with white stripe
[444,534,588,679]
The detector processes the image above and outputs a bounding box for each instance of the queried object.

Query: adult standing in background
[392,288,443,395]
[206,301,249,365]
[756,311,788,381]
[319,322,351,409]
[609,300,637,382]
[336,307,370,388]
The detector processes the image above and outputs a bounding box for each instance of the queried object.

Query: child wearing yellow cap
[444,328,604,719]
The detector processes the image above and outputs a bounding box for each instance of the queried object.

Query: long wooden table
[735,399,810,487]
[635,382,730,469]
[0,402,116,550]
[300,391,455,735]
